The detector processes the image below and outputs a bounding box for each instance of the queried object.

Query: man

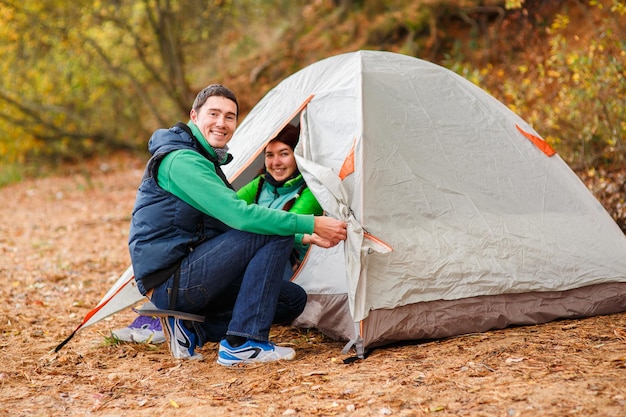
[128,84,347,365]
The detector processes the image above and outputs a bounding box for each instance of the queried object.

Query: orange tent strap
[363,231,393,253]
[516,124,556,157]
[339,139,356,180]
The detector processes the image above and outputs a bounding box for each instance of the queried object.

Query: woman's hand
[313,216,348,247]
[302,233,333,248]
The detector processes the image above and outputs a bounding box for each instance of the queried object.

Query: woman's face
[265,140,297,182]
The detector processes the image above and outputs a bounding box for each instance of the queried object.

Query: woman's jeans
[150,229,307,345]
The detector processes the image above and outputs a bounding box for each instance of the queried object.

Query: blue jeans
[150,229,306,345]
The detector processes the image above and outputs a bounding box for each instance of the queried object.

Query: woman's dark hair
[270,124,300,150]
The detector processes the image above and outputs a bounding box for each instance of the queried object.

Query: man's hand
[313,216,348,247]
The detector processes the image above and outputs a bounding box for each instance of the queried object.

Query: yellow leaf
[169,399,180,408]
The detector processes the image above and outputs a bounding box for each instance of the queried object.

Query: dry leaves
[1,153,626,416]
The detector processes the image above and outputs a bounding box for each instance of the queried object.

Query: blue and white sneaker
[160,317,203,360]
[217,339,296,366]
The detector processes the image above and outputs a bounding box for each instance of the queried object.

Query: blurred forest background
[0,0,624,185]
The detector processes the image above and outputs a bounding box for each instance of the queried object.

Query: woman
[237,123,325,277]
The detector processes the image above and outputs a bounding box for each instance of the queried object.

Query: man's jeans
[150,229,306,345]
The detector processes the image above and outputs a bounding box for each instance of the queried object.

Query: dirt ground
[1,153,625,417]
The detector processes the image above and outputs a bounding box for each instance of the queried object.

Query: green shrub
[500,1,625,168]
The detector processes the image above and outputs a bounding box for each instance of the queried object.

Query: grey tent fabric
[223,51,626,353]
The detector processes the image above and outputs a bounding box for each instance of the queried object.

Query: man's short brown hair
[192,84,239,118]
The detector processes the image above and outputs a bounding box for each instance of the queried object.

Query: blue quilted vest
[129,123,233,294]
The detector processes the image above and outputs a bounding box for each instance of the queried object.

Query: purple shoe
[112,315,166,344]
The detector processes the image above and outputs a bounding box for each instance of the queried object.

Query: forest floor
[1,153,625,417]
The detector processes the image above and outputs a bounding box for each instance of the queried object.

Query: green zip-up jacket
[237,173,323,259]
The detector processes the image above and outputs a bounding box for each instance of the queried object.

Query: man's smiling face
[190,95,238,148]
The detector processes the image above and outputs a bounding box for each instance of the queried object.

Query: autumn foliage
[0,0,624,178]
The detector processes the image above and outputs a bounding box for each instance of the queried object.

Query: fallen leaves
[613,327,626,340]
[1,154,626,416]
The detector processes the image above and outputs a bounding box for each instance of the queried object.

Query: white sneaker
[217,339,295,366]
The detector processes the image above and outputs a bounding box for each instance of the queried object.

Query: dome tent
[224,50,626,356]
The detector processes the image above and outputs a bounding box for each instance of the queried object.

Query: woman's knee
[280,281,307,313]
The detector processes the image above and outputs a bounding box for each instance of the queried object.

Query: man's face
[190,96,238,148]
